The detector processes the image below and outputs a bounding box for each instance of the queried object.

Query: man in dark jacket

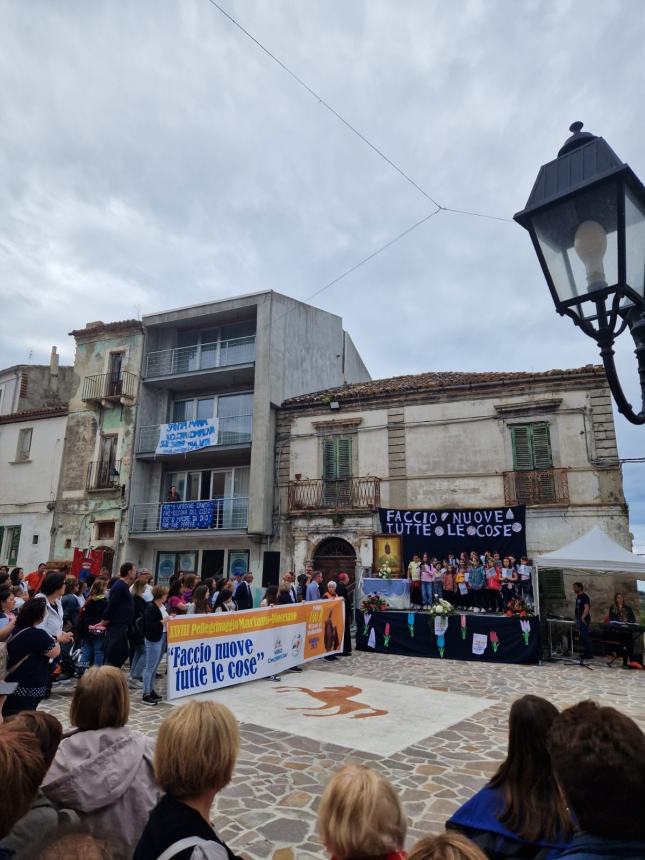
[103,562,136,668]
[234,573,254,611]
[547,700,645,859]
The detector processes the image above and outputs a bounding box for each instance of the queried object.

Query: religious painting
[372,534,403,576]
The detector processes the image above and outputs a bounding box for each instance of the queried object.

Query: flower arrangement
[504,598,534,618]
[426,598,456,617]
[377,562,393,579]
[360,592,390,612]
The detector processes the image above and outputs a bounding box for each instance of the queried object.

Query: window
[15,428,33,462]
[32,534,39,545]
[322,436,352,505]
[511,423,553,470]
[96,521,116,541]
[3,526,21,566]
[65,538,72,549]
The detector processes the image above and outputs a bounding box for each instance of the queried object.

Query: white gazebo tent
[533,526,645,616]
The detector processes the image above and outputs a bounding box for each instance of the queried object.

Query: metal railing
[145,335,256,379]
[287,477,381,512]
[130,497,249,533]
[503,468,569,506]
[136,414,253,454]
[82,371,138,402]
[86,459,121,491]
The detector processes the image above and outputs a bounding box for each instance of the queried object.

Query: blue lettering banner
[161,500,216,530]
[155,418,219,455]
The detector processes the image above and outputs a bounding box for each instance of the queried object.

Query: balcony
[144,336,256,391]
[87,460,121,491]
[130,497,248,534]
[503,468,569,506]
[287,477,381,513]
[82,371,137,404]
[137,414,253,456]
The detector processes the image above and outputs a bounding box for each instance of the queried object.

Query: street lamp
[514,122,645,425]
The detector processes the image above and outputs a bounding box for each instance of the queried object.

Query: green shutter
[532,423,553,469]
[512,426,534,470]
[8,526,21,567]
[336,438,352,479]
[323,438,337,481]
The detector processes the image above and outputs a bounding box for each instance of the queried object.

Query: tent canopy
[534,526,645,575]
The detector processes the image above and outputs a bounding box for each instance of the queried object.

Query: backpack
[156,837,228,860]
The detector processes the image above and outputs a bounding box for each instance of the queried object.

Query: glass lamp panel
[625,185,645,300]
[532,182,619,304]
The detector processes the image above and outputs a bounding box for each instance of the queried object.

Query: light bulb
[574,220,608,290]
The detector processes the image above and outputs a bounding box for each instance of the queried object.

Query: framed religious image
[228,549,250,578]
[372,535,403,577]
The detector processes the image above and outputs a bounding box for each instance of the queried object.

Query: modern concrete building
[50,320,144,571]
[126,291,369,584]
[276,365,635,616]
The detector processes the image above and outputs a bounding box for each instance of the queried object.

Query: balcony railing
[145,335,256,379]
[287,477,381,512]
[503,468,569,506]
[82,371,137,402]
[87,459,121,491]
[130,497,248,533]
[137,414,253,454]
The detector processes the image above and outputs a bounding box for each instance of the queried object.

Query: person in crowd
[42,666,161,854]
[433,560,444,602]
[0,723,48,842]
[336,571,352,656]
[447,694,572,858]
[468,561,485,613]
[284,570,299,603]
[167,580,189,615]
[606,591,636,624]
[21,824,127,860]
[233,572,254,611]
[102,562,136,669]
[296,572,308,601]
[2,597,60,716]
[0,712,77,855]
[0,586,18,641]
[484,558,502,613]
[318,764,407,860]
[187,584,211,614]
[260,585,278,607]
[78,578,108,672]
[181,573,197,604]
[573,581,593,660]
[442,564,456,606]
[213,582,237,613]
[517,557,533,604]
[167,484,181,502]
[132,569,154,603]
[455,565,469,610]
[547,700,645,859]
[10,567,28,595]
[407,554,422,609]
[25,563,47,596]
[231,571,244,597]
[408,832,487,860]
[142,585,169,706]
[499,557,518,606]
[323,580,338,600]
[419,553,434,608]
[133,700,243,860]
[306,571,323,602]
[61,577,82,631]
[12,584,26,610]
[275,581,294,605]
[38,572,75,682]
[129,575,149,686]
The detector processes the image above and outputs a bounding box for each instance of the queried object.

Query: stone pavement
[40,651,645,860]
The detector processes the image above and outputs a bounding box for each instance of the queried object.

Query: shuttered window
[323,437,352,481]
[7,526,21,567]
[511,423,553,471]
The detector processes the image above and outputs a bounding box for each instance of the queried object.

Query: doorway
[313,537,357,594]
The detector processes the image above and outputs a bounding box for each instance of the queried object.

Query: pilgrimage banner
[166,598,345,700]
[160,500,215,530]
[155,418,219,455]
[378,505,527,565]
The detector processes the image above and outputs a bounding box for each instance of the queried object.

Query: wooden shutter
[531,423,553,469]
[511,425,534,470]
[336,438,352,479]
[8,526,21,567]
[323,438,337,481]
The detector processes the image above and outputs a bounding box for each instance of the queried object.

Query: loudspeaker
[262,551,281,587]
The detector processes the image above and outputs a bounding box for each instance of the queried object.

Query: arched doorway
[312,537,357,593]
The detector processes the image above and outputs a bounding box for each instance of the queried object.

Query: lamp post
[514,122,645,425]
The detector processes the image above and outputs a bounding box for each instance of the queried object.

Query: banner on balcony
[166,598,345,699]
[378,505,526,565]
[161,500,215,530]
[155,418,219,455]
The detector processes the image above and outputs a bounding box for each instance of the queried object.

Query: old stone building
[0,348,75,416]
[50,320,144,572]
[275,365,635,617]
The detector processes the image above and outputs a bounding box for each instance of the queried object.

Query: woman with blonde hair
[318,764,407,860]
[42,666,160,854]
[134,700,242,859]
[408,833,486,860]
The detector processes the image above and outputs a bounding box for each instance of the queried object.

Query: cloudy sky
[1,0,644,548]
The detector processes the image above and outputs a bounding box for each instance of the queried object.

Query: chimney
[50,346,59,391]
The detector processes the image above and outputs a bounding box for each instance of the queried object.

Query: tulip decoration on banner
[460,614,467,640]
[490,631,500,654]
[407,612,416,637]
[434,616,449,658]
[362,612,372,637]
[384,622,391,648]
[520,619,531,645]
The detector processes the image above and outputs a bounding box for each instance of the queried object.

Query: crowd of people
[0,674,643,859]
[405,551,534,612]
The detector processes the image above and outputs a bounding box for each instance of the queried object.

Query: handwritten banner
[155,418,219,455]
[166,598,345,699]
[161,500,215,530]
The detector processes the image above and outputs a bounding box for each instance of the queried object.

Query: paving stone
[278,790,312,809]
[258,818,310,843]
